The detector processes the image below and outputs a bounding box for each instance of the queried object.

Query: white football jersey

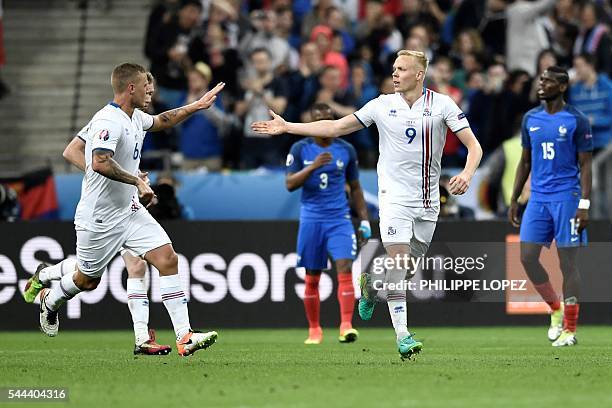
[354,89,469,210]
[74,103,154,232]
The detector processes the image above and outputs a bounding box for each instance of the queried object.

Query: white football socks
[45,271,81,311]
[160,274,191,340]
[386,268,410,341]
[127,278,150,345]
[39,259,77,284]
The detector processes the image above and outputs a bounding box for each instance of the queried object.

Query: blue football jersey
[286,138,359,220]
[521,105,593,201]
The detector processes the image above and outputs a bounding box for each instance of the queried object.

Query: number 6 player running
[26,72,172,355]
[509,66,593,347]
[286,103,371,345]
[24,63,225,357]
[252,50,482,359]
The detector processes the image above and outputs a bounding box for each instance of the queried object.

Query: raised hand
[251,110,288,136]
[194,82,225,110]
[312,152,332,168]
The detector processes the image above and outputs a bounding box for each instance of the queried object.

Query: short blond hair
[397,50,429,72]
[111,63,146,93]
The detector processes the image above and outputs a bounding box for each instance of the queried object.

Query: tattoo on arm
[92,151,139,185]
[154,106,195,130]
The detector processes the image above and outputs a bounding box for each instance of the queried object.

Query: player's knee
[74,273,100,291]
[127,260,147,278]
[519,249,538,266]
[335,260,352,274]
[159,251,178,271]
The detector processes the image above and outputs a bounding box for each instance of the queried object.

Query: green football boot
[398,334,423,360]
[358,273,376,321]
[23,262,51,303]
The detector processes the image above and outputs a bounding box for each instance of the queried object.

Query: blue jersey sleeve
[286,142,304,173]
[574,112,594,152]
[345,143,359,182]
[521,113,531,148]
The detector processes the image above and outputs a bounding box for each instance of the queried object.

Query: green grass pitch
[2,327,612,407]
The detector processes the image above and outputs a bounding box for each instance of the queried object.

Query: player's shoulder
[333,138,357,155]
[289,137,313,152]
[564,104,589,123]
[523,105,545,120]
[91,103,124,123]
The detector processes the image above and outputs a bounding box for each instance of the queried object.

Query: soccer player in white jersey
[23,63,225,357]
[39,73,172,355]
[252,50,483,360]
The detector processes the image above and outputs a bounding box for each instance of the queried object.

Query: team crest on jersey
[557,125,568,141]
[388,109,397,117]
[388,226,396,236]
[336,159,344,169]
[97,129,109,141]
[286,153,294,167]
[423,108,431,116]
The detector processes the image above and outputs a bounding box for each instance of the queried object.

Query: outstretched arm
[63,137,86,171]
[251,110,364,138]
[450,127,483,195]
[148,82,225,131]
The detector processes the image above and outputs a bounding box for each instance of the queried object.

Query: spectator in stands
[431,56,464,167]
[239,9,291,71]
[570,53,612,154]
[309,24,349,88]
[0,0,9,99]
[301,0,334,40]
[506,0,556,76]
[236,48,289,168]
[276,6,301,53]
[324,6,355,57]
[180,62,237,171]
[285,42,324,123]
[462,70,485,112]
[468,63,515,155]
[573,1,612,75]
[479,0,508,59]
[189,13,242,98]
[147,0,203,108]
[144,0,181,61]
[348,63,378,167]
[310,65,355,120]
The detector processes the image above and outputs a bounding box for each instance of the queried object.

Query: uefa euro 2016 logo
[97,129,109,141]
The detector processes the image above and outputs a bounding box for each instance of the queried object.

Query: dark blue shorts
[520,199,587,247]
[296,218,357,269]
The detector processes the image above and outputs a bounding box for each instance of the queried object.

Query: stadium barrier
[1,221,611,330]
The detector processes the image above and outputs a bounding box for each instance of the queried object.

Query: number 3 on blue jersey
[405,127,416,144]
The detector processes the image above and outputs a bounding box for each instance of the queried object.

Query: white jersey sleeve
[90,119,123,153]
[76,121,91,142]
[134,109,154,132]
[442,95,470,133]
[353,96,382,128]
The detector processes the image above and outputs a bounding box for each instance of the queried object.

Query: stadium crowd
[141,0,612,173]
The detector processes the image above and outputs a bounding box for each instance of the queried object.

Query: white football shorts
[379,200,438,257]
[76,208,171,277]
